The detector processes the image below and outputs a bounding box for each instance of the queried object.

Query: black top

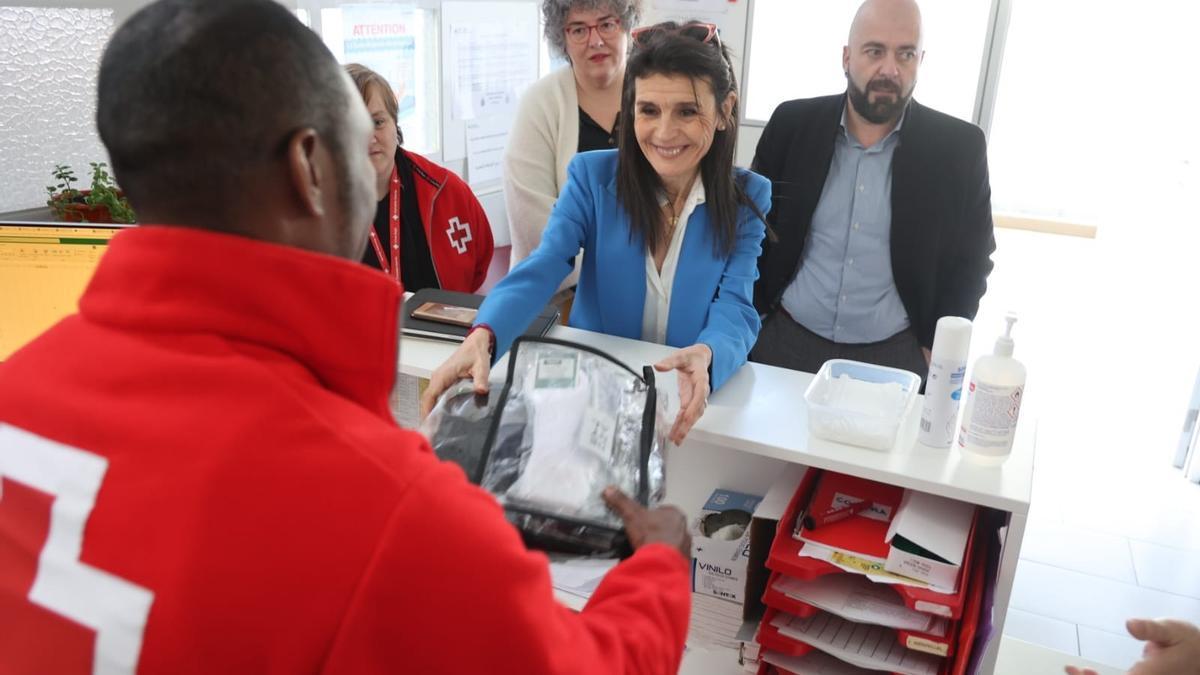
[750,95,995,348]
[577,107,619,153]
[361,148,440,291]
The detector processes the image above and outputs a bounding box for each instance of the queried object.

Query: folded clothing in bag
[422,337,668,556]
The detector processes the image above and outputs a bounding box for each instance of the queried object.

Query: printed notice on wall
[341,4,437,153]
[465,116,510,187]
[448,22,537,122]
[441,2,538,161]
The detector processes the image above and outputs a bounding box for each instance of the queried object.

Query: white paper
[762,649,876,675]
[441,2,539,161]
[771,611,942,675]
[578,407,617,456]
[447,22,537,122]
[798,540,936,591]
[772,574,947,635]
[465,116,510,187]
[885,490,974,565]
[549,556,618,599]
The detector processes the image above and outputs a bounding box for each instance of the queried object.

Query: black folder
[401,288,560,343]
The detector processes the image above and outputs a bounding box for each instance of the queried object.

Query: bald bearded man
[750,0,995,383]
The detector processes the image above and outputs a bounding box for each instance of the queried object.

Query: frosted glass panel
[0,7,115,213]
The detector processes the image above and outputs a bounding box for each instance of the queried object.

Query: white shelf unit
[398,324,1035,675]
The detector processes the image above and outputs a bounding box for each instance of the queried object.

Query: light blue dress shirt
[780,105,911,344]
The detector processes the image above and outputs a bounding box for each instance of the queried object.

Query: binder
[401,288,559,342]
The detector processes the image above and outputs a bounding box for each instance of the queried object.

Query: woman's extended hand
[419,327,493,419]
[654,344,713,445]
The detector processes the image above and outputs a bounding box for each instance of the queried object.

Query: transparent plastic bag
[421,337,667,555]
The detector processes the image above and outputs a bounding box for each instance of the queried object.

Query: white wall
[1,0,761,230]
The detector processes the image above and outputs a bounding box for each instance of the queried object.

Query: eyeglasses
[630,21,721,49]
[564,17,622,45]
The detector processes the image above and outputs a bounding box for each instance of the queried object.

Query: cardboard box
[687,467,810,652]
[691,488,763,606]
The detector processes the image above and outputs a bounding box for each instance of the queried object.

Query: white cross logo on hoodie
[446,217,472,254]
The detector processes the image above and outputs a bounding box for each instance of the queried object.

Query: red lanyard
[368,165,402,283]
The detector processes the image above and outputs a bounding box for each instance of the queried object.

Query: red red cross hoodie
[0,225,689,675]
[406,149,495,292]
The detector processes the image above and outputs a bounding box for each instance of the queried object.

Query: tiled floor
[979,224,1200,671]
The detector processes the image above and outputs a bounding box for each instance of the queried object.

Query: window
[743,0,993,124]
[296,1,442,155]
[987,1,1200,227]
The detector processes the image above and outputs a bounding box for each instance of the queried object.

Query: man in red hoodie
[0,1,691,673]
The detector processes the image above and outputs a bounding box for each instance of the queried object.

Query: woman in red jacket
[346,63,494,292]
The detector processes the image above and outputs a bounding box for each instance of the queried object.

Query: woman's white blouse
[641,179,706,345]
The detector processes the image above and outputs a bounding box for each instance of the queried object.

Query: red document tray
[754,606,954,675]
[766,468,978,619]
[754,515,990,675]
[761,570,958,658]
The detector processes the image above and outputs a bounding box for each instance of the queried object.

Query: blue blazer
[477,150,770,391]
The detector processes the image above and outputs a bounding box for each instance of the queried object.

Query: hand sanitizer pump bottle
[957,314,1026,465]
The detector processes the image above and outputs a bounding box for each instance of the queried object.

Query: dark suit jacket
[751,94,995,348]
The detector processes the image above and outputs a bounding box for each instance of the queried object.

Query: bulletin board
[440,0,540,186]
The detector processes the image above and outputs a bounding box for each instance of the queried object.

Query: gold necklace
[664,193,682,234]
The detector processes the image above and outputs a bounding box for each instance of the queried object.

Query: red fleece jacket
[0,225,689,675]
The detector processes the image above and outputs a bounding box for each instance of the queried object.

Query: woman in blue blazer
[423,23,770,444]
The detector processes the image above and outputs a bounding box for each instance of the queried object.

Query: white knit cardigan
[502,66,582,290]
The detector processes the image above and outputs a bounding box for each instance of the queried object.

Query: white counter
[398,324,1037,674]
[398,324,1034,513]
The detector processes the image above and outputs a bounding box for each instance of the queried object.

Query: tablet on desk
[411,301,478,327]
[401,288,559,343]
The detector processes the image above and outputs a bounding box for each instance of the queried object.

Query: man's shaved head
[849,0,922,50]
[843,0,924,126]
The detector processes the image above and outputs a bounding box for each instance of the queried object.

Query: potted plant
[46,162,136,224]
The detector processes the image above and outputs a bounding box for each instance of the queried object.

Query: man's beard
[846,73,910,124]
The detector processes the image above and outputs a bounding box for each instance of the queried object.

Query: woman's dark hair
[615,24,764,257]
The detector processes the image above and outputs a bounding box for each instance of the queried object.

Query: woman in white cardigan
[504,0,641,299]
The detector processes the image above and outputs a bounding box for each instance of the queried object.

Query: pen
[802,498,872,530]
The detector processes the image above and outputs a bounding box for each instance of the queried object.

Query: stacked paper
[771,610,942,675]
[762,648,876,674]
[688,593,747,649]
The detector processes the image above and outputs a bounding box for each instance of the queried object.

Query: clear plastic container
[804,359,920,450]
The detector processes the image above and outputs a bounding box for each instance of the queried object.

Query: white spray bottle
[957,314,1026,465]
[919,316,973,448]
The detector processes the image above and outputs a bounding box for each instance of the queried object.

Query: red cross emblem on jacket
[446,217,472,254]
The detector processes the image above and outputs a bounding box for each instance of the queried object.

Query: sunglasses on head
[630,21,721,49]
